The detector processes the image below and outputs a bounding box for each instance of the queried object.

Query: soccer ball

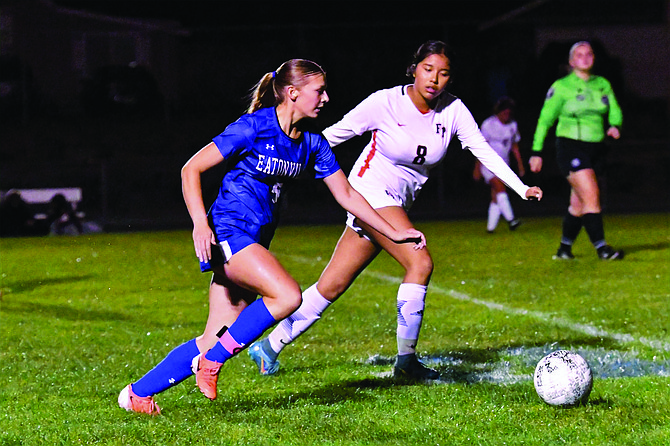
[534,350,593,406]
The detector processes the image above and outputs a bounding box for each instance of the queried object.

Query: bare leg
[316,226,381,300]
[355,206,433,286]
[195,272,255,353]
[222,244,303,319]
[567,168,600,216]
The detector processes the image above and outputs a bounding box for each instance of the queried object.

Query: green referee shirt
[532,72,623,153]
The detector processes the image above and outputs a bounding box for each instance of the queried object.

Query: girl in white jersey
[473,96,526,233]
[249,41,543,380]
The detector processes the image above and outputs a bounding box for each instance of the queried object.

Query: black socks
[561,213,583,248]
[582,212,606,249]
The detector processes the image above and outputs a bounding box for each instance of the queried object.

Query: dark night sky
[52,1,529,26]
[51,0,666,29]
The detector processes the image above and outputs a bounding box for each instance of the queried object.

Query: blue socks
[205,298,276,363]
[131,338,200,398]
[131,299,277,397]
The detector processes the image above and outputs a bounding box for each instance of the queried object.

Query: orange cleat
[191,353,223,400]
[118,384,161,415]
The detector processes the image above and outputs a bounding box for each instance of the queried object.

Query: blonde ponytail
[247,72,276,114]
[246,59,326,114]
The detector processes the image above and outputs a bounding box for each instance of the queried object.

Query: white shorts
[345,212,377,242]
[345,175,407,243]
[349,172,407,209]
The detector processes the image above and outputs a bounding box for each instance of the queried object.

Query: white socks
[396,283,427,356]
[488,192,515,231]
[487,202,501,232]
[267,283,332,354]
[496,192,515,222]
[266,282,428,358]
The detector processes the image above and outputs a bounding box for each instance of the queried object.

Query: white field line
[286,254,670,353]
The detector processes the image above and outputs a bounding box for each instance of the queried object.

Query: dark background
[1,0,668,231]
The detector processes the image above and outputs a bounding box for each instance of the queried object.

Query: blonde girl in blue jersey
[249,41,543,380]
[118,59,426,414]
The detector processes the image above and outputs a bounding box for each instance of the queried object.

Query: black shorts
[555,137,607,177]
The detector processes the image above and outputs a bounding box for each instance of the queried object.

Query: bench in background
[0,188,84,220]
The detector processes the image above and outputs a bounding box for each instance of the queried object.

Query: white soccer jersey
[480,115,520,164]
[323,85,529,210]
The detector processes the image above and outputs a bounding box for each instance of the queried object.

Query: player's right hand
[193,221,215,262]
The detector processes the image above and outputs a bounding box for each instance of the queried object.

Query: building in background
[1,0,668,229]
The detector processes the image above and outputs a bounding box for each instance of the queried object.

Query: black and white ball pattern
[534,350,593,406]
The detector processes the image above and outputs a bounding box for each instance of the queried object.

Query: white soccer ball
[534,350,593,406]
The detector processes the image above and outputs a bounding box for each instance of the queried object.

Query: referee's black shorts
[555,137,607,177]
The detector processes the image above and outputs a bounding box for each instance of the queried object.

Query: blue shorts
[200,214,276,272]
[555,137,607,177]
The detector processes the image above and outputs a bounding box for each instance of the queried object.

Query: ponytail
[247,72,276,114]
[247,59,326,114]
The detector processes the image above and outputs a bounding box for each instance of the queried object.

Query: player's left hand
[395,228,426,250]
[607,126,621,140]
[525,186,543,201]
[529,156,543,173]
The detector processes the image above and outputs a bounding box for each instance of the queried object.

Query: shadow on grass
[213,378,386,413]
[1,299,130,322]
[363,335,628,385]
[586,397,616,408]
[199,372,618,416]
[2,274,95,293]
[617,241,669,255]
[1,275,133,322]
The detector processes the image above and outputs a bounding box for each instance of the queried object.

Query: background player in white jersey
[473,96,526,233]
[249,41,543,380]
[118,59,426,414]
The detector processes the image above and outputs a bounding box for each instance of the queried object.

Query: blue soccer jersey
[208,107,340,258]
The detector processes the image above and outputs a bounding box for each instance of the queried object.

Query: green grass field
[1,213,669,445]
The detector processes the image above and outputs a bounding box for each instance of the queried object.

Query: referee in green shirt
[530,41,624,260]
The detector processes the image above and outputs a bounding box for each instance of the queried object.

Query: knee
[407,255,434,282]
[570,199,598,216]
[421,257,434,280]
[276,282,303,319]
[583,193,601,213]
[317,278,348,301]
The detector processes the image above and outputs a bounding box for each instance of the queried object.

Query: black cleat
[508,219,522,231]
[393,354,439,380]
[553,246,575,260]
[598,245,624,260]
